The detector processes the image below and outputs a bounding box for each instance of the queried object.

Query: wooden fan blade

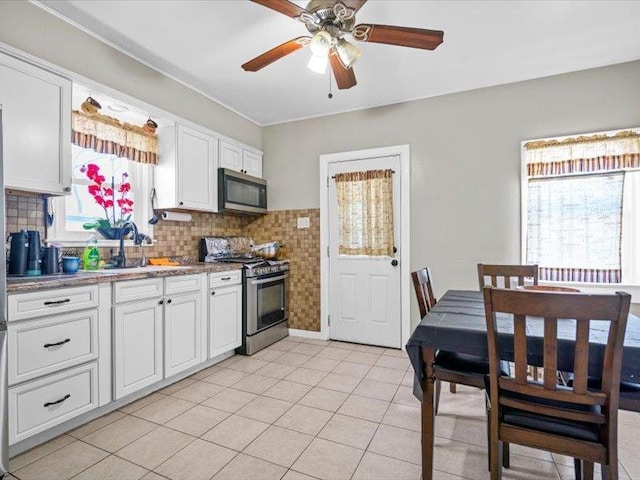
[329,49,357,90]
[251,0,310,19]
[353,24,444,50]
[242,37,310,72]
[340,0,368,13]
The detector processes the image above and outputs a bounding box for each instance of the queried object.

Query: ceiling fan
[242,0,444,90]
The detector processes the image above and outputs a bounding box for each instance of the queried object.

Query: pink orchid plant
[81,163,134,232]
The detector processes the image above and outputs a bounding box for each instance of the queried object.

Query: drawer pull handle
[44,299,71,306]
[44,394,71,408]
[221,277,231,281]
[44,338,71,348]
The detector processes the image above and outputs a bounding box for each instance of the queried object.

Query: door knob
[391,259,398,267]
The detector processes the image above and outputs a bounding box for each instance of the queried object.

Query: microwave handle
[250,274,288,286]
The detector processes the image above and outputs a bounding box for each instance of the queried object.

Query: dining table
[405,289,640,480]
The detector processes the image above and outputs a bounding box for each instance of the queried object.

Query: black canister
[26,230,42,276]
[41,246,60,275]
[8,230,29,275]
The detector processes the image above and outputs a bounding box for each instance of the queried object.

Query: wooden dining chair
[412,267,506,411]
[483,286,631,480]
[477,263,539,290]
[478,264,540,381]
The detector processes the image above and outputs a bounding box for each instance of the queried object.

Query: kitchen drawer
[9,362,98,444]
[165,274,202,295]
[114,278,163,304]
[8,285,99,322]
[209,270,242,289]
[8,310,98,385]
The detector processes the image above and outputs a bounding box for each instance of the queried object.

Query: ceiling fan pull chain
[328,67,333,99]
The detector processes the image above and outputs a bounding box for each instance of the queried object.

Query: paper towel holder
[161,211,192,222]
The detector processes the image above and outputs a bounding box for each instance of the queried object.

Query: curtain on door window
[334,169,394,256]
[524,130,640,283]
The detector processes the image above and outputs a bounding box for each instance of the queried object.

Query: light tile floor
[8,337,640,480]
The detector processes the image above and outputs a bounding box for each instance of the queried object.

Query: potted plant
[81,163,134,240]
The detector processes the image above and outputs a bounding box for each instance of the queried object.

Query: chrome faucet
[113,221,140,268]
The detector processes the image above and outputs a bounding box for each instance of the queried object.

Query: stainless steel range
[199,237,289,355]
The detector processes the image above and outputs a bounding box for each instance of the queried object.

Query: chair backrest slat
[514,315,528,385]
[478,263,539,290]
[543,317,558,390]
[411,267,437,319]
[484,287,631,425]
[572,319,591,395]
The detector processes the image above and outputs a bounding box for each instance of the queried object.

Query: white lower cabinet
[9,362,98,444]
[113,298,163,399]
[209,284,242,358]
[8,309,98,385]
[164,292,202,377]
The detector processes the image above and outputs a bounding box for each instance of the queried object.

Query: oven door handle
[249,274,288,285]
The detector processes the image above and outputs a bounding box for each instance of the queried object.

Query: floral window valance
[335,169,394,256]
[72,111,158,165]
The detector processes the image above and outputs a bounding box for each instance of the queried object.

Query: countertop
[6,262,243,293]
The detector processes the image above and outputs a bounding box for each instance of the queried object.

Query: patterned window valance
[525,130,640,177]
[72,111,158,165]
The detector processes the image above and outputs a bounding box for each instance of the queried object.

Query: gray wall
[0,1,261,149]
[263,61,640,309]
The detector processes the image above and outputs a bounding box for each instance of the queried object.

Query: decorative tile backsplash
[4,192,322,332]
[244,209,321,332]
[4,192,46,238]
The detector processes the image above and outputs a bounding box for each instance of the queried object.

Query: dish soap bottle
[83,234,100,270]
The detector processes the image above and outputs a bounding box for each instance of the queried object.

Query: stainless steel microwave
[218,168,267,215]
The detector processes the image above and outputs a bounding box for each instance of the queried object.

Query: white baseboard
[288,328,329,340]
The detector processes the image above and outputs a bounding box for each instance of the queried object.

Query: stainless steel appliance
[242,261,289,355]
[200,236,289,355]
[0,106,11,476]
[218,168,267,215]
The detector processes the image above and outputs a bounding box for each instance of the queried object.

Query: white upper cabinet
[219,141,242,172]
[156,123,218,212]
[220,140,263,178]
[0,51,71,195]
[242,149,263,178]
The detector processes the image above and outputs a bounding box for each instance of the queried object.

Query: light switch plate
[297,217,310,229]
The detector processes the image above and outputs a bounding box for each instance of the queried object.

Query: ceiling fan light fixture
[309,30,332,57]
[307,53,328,74]
[335,38,362,68]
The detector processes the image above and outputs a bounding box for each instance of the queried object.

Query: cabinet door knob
[63,186,71,192]
[179,201,184,206]
[211,291,216,296]
[159,300,164,305]
[167,299,172,304]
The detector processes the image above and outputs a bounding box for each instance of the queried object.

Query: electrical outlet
[297,217,310,229]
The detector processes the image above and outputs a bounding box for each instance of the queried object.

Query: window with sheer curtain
[335,169,394,256]
[523,128,640,284]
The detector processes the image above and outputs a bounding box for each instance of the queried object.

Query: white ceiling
[38,0,640,126]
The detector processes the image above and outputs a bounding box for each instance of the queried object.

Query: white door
[164,292,202,377]
[328,155,402,348]
[209,284,242,358]
[113,299,163,399]
[177,125,217,210]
